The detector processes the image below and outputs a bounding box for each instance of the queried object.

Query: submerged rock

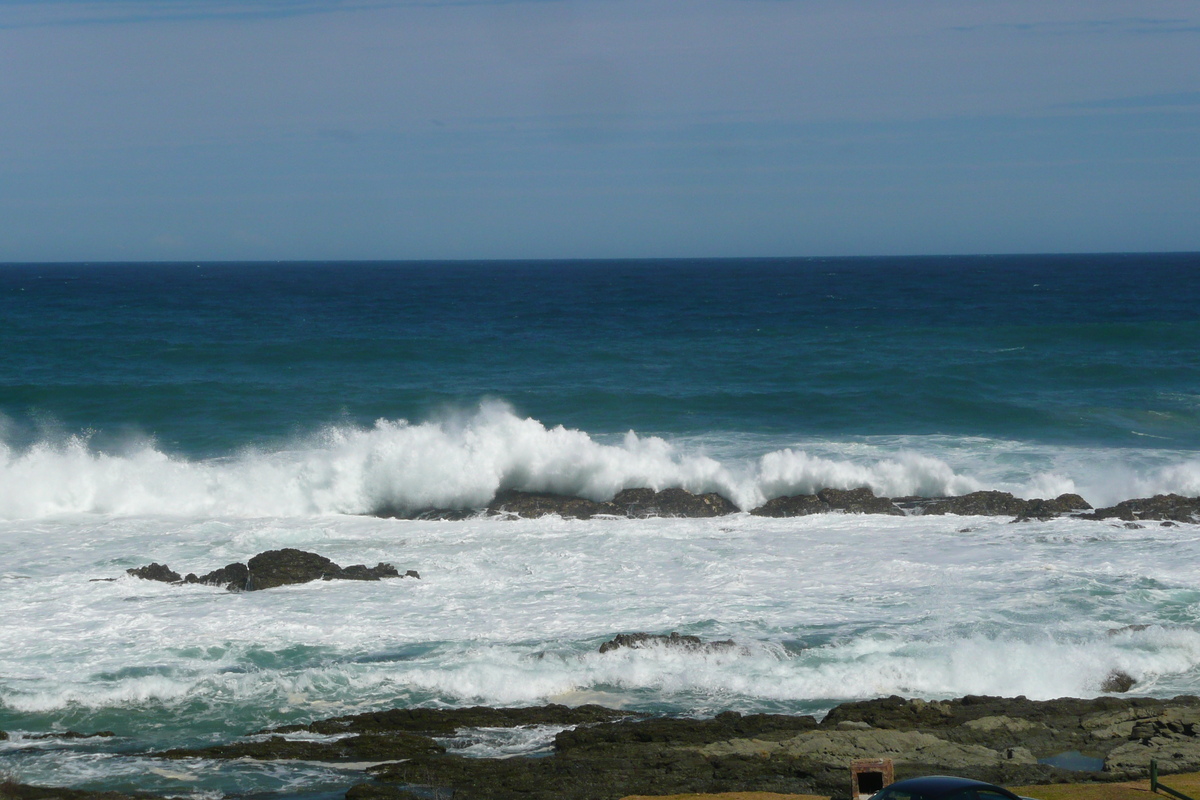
[24,730,115,740]
[127,549,414,592]
[750,487,902,517]
[598,631,737,654]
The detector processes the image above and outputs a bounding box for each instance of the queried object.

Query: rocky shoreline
[378,487,1200,524]
[10,694,1200,800]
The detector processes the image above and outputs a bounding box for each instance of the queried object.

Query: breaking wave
[0,401,1198,520]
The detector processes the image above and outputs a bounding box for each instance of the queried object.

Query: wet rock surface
[126,548,414,591]
[145,695,1200,800]
[1083,494,1200,523]
[124,563,181,583]
[485,488,738,519]
[918,491,1091,518]
[751,488,902,517]
[369,486,1196,523]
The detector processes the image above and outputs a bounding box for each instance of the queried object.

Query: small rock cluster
[126,548,418,591]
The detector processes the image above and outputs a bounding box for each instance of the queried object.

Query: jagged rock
[128,549,413,592]
[1085,494,1200,523]
[598,632,737,654]
[751,487,901,517]
[245,549,344,590]
[125,563,181,583]
[1102,670,1137,693]
[189,562,250,590]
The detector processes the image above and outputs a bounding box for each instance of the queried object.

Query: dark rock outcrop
[189,561,250,590]
[1102,670,1138,693]
[920,491,1091,519]
[127,549,413,592]
[486,488,737,520]
[921,491,1038,517]
[125,563,181,583]
[750,494,829,517]
[751,487,902,517]
[1014,493,1093,521]
[1084,494,1200,523]
[598,632,736,654]
[621,487,738,517]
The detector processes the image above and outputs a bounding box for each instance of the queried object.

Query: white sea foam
[0,402,1197,520]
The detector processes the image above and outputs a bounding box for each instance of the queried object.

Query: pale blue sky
[1,0,1198,260]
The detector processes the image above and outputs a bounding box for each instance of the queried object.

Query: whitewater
[3,402,1200,519]
[2,255,1198,795]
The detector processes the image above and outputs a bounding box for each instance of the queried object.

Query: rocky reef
[139,694,1200,800]
[373,485,1199,524]
[751,487,904,517]
[126,548,418,591]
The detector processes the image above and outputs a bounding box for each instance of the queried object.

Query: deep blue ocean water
[3,253,1199,459]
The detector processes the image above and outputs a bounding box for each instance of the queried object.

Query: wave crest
[1,402,1198,519]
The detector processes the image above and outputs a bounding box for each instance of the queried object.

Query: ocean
[1,253,1199,796]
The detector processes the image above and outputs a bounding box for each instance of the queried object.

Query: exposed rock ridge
[372,486,1200,523]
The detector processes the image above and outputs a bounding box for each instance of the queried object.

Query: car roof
[883,776,1019,799]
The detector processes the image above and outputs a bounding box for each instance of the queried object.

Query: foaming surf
[1,401,1198,520]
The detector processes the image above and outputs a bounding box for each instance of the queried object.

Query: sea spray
[2,402,1200,519]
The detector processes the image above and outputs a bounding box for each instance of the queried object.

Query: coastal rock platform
[139,694,1200,800]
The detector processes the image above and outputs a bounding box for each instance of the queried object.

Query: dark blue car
[871,776,1040,800]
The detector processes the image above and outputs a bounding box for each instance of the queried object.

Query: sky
[0,0,1198,261]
